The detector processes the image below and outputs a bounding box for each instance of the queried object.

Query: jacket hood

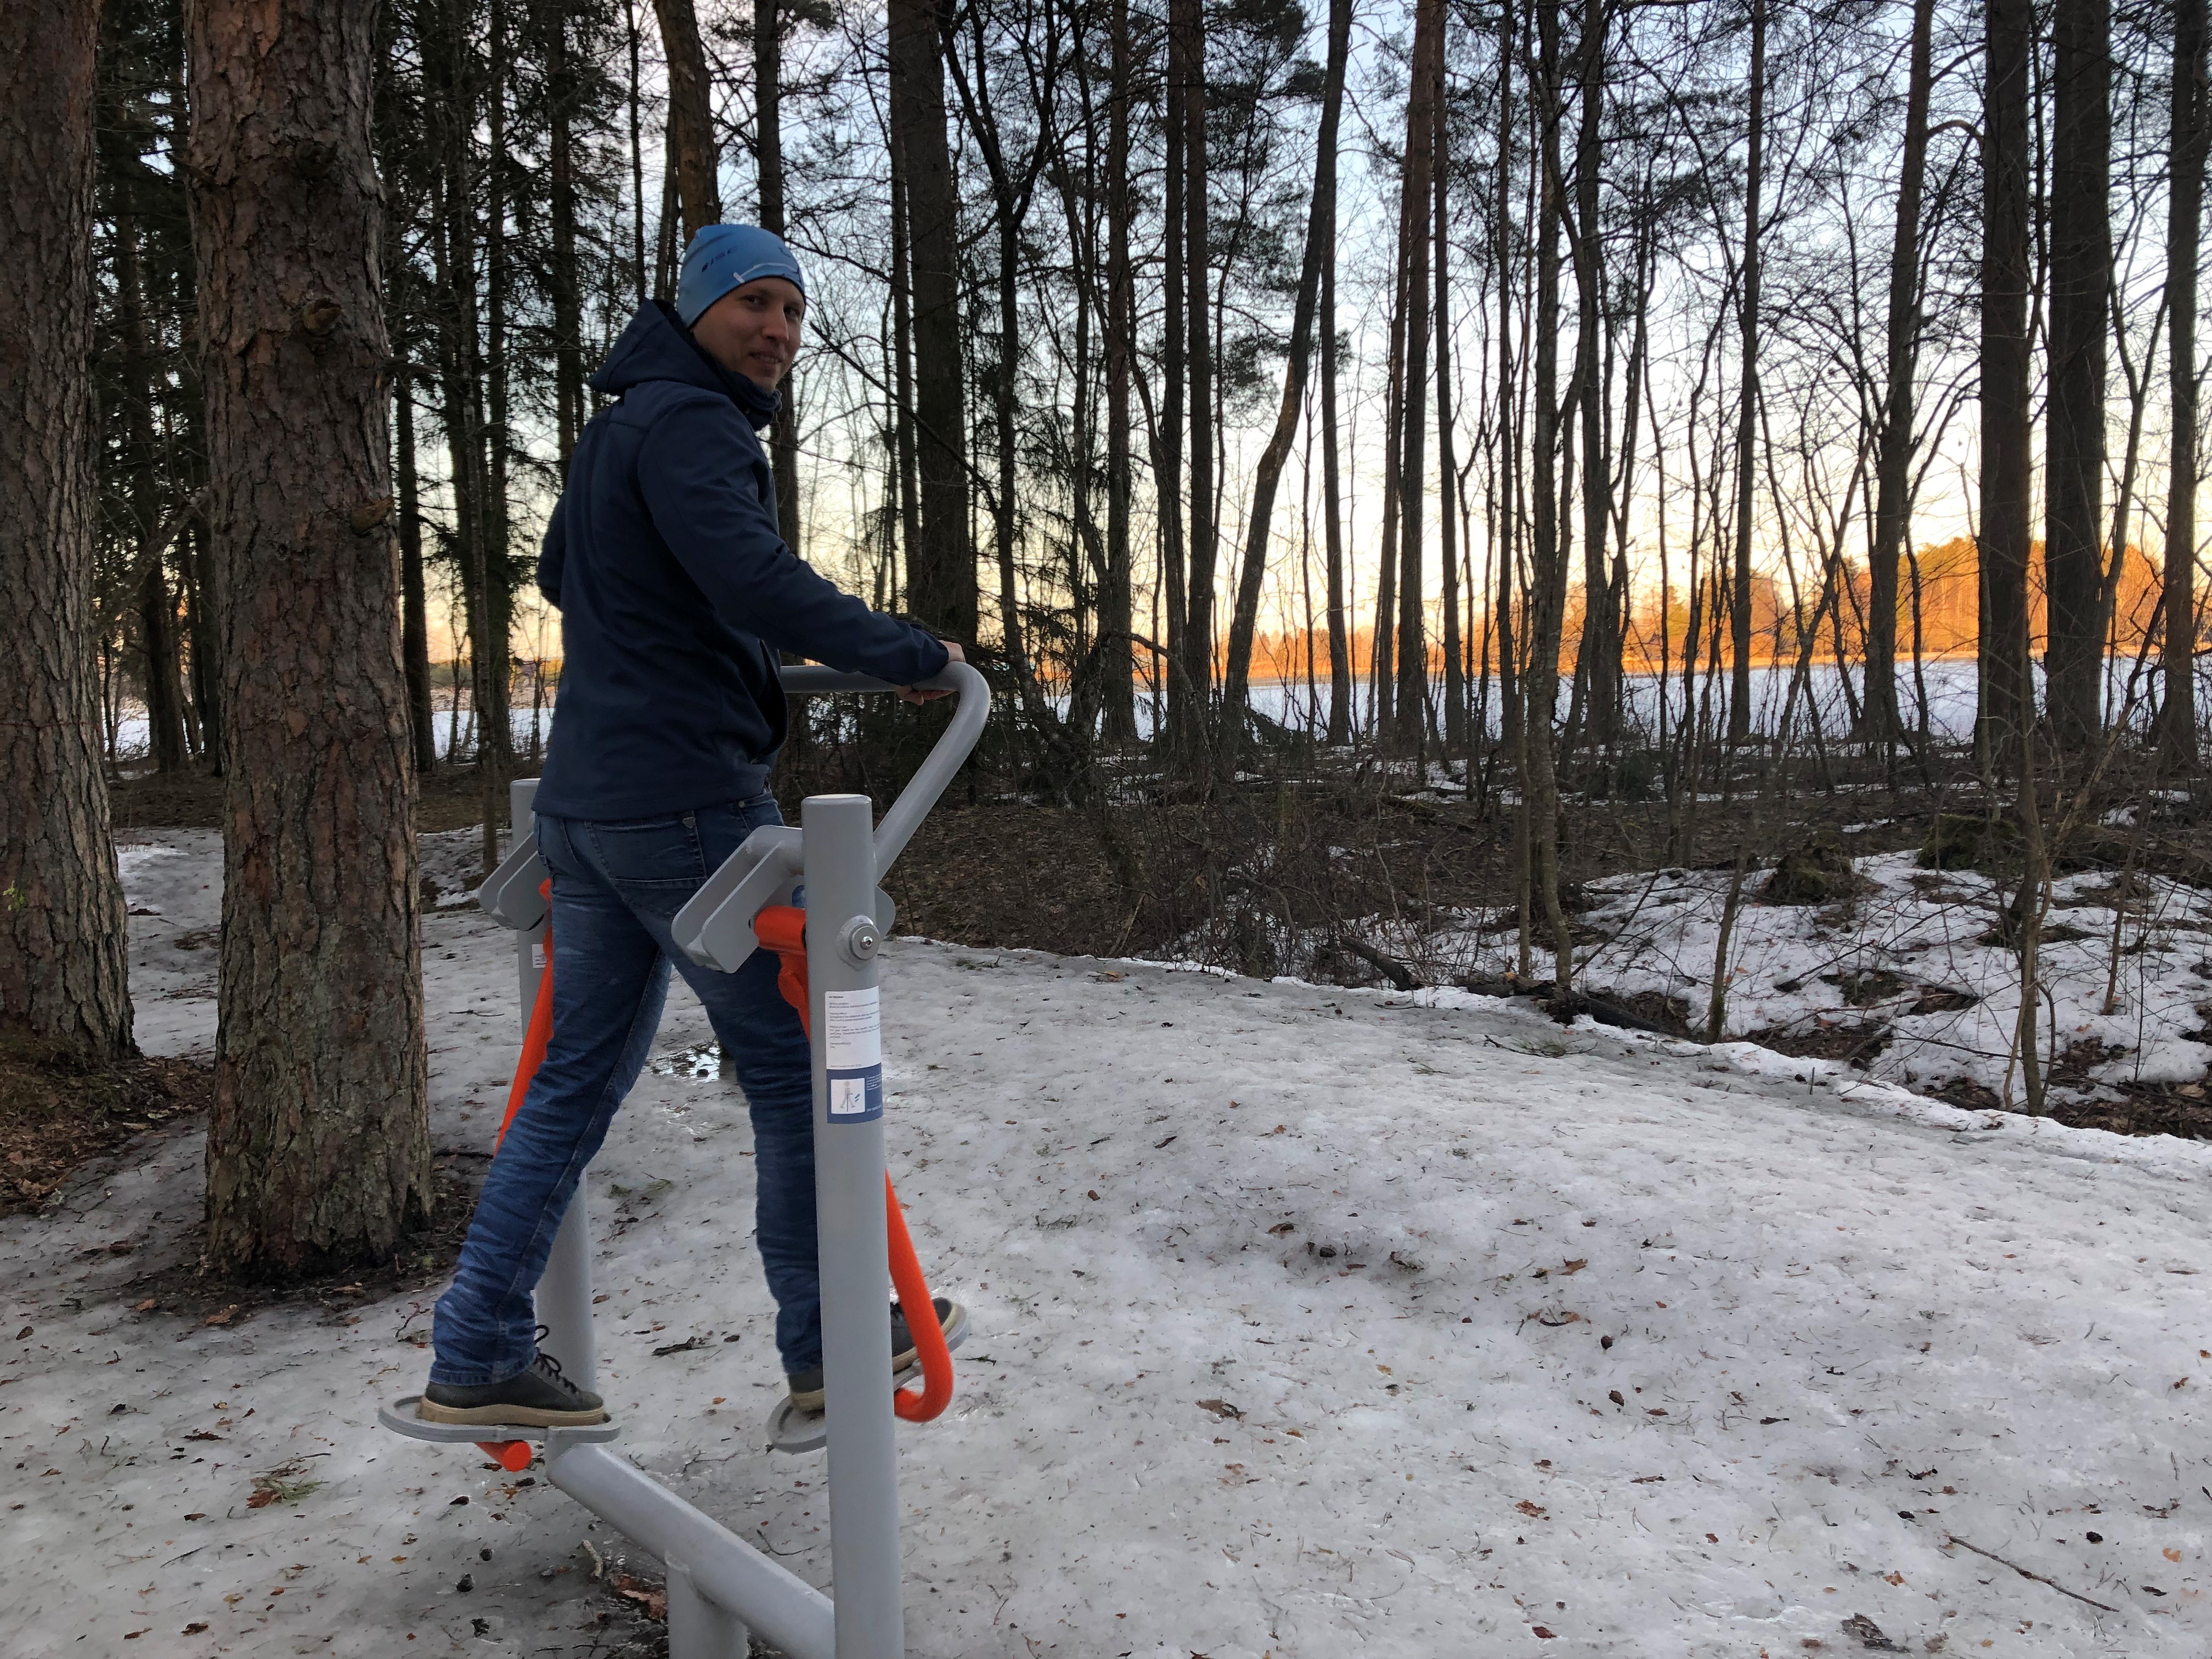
[589,299,782,431]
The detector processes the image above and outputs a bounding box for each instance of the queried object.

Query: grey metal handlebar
[777,659,988,876]
[663,658,989,972]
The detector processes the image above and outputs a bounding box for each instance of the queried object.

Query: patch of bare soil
[109,758,510,836]
[565,1567,789,1658]
[0,1048,213,1216]
[119,1151,487,1332]
[887,803,1135,957]
[1929,1071,2212,1141]
[1746,1017,1897,1070]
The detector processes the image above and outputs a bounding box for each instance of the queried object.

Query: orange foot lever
[754,904,955,1421]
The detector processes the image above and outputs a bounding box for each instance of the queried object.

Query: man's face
[692,276,805,390]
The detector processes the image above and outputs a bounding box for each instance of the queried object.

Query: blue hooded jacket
[533,300,949,820]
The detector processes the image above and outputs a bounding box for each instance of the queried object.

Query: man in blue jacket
[419,225,962,1427]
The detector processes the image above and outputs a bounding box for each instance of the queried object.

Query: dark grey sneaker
[417,1351,607,1427]
[786,1299,968,1413]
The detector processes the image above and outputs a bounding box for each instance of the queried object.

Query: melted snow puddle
[651,1041,723,1078]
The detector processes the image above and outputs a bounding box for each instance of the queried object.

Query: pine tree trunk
[654,117,681,300]
[183,519,225,767]
[1061,127,1099,728]
[627,0,647,307]
[113,200,193,774]
[137,547,188,772]
[545,0,585,469]
[185,0,431,1271]
[1979,0,2035,768]
[0,0,136,1064]
[1219,0,1350,771]
[2043,0,2111,761]
[1391,0,1442,756]
[889,133,923,607]
[1864,0,1934,755]
[887,0,974,640]
[755,0,806,561]
[1727,0,1765,748]
[1493,0,1520,761]
[948,29,1035,691]
[2166,0,2208,770]
[1174,0,1215,760]
[1321,212,1352,746]
[1102,0,1138,743]
[394,362,437,775]
[1435,63,1465,761]
[481,0,515,790]
[432,0,498,866]
[1373,227,1408,737]
[1572,0,1615,753]
[1161,31,1189,740]
[1529,0,1573,996]
[653,0,722,241]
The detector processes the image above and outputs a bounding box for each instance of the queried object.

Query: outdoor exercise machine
[379,661,991,1659]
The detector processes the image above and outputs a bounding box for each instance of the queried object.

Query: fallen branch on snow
[1942,1533,2119,1612]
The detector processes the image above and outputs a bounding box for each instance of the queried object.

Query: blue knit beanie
[675,224,807,326]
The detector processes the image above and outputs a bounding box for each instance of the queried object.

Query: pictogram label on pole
[824,988,884,1122]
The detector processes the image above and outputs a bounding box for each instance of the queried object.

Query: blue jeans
[430,794,820,1386]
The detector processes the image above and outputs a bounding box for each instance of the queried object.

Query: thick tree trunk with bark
[184,0,431,1271]
[654,0,722,242]
[2043,0,2111,760]
[1979,0,2035,765]
[1220,0,1350,769]
[888,0,974,640]
[1863,0,1934,754]
[0,0,136,1064]
[2167,0,2208,770]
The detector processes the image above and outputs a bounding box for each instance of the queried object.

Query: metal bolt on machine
[380,662,991,1659]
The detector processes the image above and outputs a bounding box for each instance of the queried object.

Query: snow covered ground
[1572,853,2212,1105]
[6,831,2212,1657]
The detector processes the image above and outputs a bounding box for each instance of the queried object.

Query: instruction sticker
[824,988,884,1123]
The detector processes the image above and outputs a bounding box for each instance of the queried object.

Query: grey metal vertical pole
[803,793,901,1659]
[665,1559,748,1658]
[512,778,596,1391]
[511,779,545,1013]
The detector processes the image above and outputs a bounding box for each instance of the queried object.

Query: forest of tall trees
[0,0,2206,1258]
[36,0,2205,794]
